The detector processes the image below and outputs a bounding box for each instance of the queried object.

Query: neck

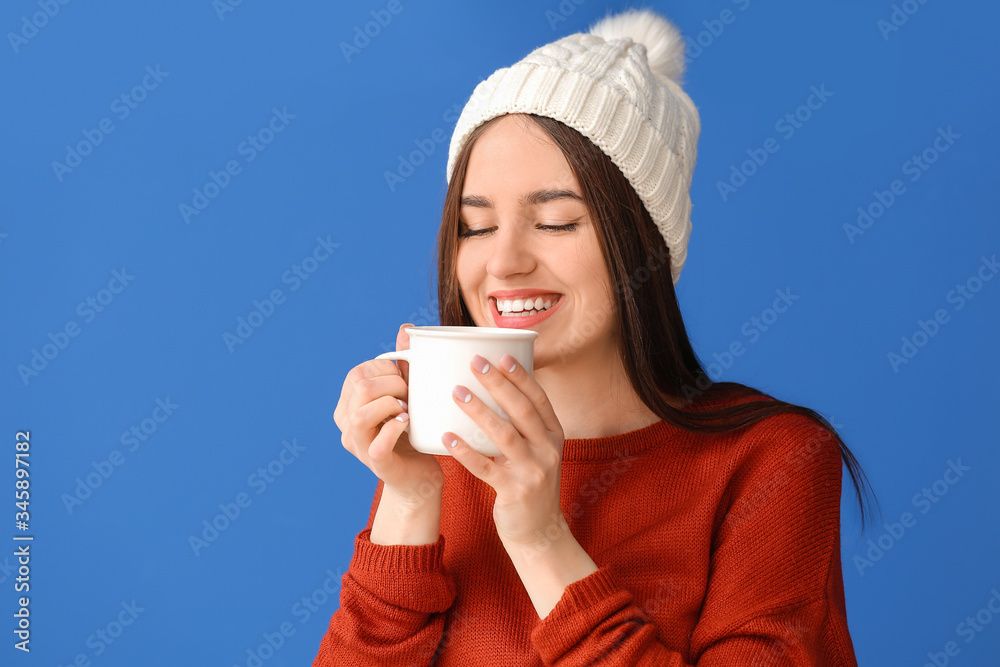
[533,343,671,440]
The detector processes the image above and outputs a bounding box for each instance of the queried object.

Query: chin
[531,341,560,371]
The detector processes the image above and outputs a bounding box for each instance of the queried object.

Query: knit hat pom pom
[590,9,686,83]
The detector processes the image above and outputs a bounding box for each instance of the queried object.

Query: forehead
[462,116,578,195]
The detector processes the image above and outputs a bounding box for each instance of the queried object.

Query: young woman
[315,9,873,665]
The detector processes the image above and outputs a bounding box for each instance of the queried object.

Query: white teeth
[494,295,560,316]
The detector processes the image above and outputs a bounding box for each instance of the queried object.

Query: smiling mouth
[490,294,563,317]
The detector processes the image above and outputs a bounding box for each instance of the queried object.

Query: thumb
[396,323,413,384]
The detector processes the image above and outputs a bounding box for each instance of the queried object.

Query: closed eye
[540,223,578,232]
[458,222,578,239]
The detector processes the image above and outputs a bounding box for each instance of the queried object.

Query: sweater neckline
[561,417,675,462]
[560,396,732,462]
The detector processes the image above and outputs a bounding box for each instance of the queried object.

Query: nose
[486,222,535,280]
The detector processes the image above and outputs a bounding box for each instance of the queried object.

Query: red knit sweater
[313,394,858,665]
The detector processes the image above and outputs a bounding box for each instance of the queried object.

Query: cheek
[455,249,471,287]
[577,234,612,293]
[565,236,602,271]
[572,254,614,302]
[456,245,487,279]
[454,249,481,303]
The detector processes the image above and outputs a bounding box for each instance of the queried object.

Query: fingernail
[449,438,459,448]
[500,354,517,373]
[471,354,490,374]
[453,385,472,403]
[397,399,408,410]
[395,412,409,422]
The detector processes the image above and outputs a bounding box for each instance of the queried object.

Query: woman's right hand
[334,323,443,507]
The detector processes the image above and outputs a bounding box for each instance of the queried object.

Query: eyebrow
[460,189,584,208]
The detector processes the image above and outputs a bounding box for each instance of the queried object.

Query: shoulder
[742,409,841,481]
[730,410,843,525]
[691,387,842,475]
[685,389,845,529]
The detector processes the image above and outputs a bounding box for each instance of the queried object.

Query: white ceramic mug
[375,326,539,456]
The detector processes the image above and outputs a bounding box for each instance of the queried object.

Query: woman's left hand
[443,353,567,549]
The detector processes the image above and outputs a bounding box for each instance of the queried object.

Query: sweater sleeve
[312,480,457,666]
[530,415,857,666]
[530,567,692,666]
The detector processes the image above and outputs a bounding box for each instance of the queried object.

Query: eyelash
[458,223,578,239]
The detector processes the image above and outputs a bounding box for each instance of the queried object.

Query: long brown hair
[435,113,877,525]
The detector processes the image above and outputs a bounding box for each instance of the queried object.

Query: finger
[465,354,552,447]
[351,373,409,407]
[358,359,407,381]
[452,381,525,461]
[342,361,407,425]
[347,375,408,440]
[496,354,563,436]
[442,431,501,488]
[368,411,410,467]
[370,395,409,429]
[335,364,368,429]
[396,323,414,384]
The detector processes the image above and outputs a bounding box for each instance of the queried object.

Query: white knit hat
[446,9,700,284]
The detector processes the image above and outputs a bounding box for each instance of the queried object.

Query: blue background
[2,0,998,664]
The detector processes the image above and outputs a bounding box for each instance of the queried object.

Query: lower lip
[491,297,563,328]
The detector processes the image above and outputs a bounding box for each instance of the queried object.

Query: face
[455,114,618,370]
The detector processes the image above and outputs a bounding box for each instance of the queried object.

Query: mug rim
[404,325,539,340]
